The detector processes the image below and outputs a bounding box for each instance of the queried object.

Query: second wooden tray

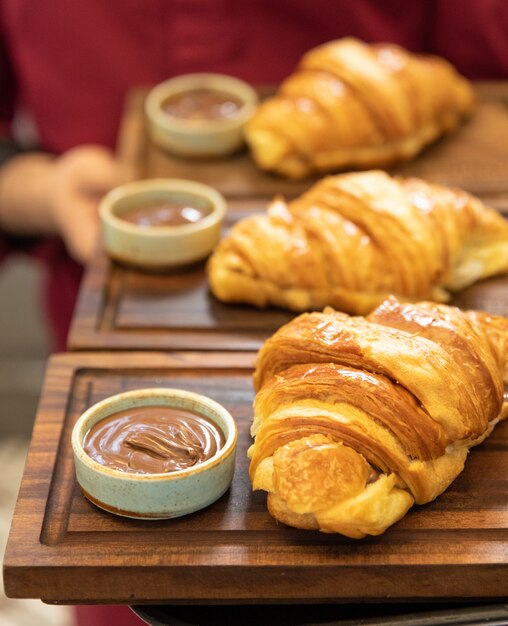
[68,81,508,351]
[69,255,508,351]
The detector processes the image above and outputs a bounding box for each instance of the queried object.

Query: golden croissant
[207,170,508,315]
[245,38,475,179]
[249,297,508,537]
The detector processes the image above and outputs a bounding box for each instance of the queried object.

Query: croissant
[208,170,508,315]
[245,38,475,179]
[249,297,508,538]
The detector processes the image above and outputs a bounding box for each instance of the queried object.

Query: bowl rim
[71,387,238,482]
[99,178,227,237]
[145,72,259,132]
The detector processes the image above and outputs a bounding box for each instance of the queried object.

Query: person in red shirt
[1,0,507,351]
[0,1,507,624]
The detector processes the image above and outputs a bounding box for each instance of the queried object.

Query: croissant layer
[208,171,508,315]
[245,38,475,179]
[249,297,508,537]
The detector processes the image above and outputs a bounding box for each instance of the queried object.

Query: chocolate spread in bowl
[83,405,225,474]
[162,88,243,120]
[120,198,212,227]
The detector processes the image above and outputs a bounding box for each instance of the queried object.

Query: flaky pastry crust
[249,297,508,538]
[245,38,475,179]
[208,171,508,315]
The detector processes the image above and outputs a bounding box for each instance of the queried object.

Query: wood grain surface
[68,82,508,352]
[3,352,508,604]
[117,82,508,212]
[68,252,508,352]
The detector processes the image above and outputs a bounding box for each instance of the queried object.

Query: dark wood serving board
[68,82,508,351]
[118,82,508,213]
[3,352,508,604]
[68,253,508,352]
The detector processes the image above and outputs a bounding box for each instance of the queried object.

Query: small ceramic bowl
[99,178,227,270]
[145,73,258,157]
[71,388,238,520]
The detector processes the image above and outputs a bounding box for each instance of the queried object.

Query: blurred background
[0,256,72,625]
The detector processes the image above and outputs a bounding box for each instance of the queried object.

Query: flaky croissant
[245,38,475,179]
[249,297,508,538]
[207,170,508,315]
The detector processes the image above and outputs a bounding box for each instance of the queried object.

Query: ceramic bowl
[99,178,227,270]
[71,388,238,520]
[145,73,258,157]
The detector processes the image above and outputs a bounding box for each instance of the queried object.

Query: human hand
[0,144,125,265]
[49,145,125,264]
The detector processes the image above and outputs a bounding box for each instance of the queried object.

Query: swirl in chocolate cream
[83,405,225,474]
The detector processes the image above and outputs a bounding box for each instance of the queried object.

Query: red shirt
[2,0,507,152]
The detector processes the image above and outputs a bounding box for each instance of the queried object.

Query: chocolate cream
[162,88,243,120]
[121,198,212,227]
[83,405,225,474]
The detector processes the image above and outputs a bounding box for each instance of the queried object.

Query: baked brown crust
[208,171,508,315]
[249,298,508,538]
[245,38,476,179]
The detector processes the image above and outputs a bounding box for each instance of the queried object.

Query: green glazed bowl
[72,388,237,520]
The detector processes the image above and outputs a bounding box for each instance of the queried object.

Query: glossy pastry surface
[208,170,508,315]
[249,297,508,537]
[245,38,476,179]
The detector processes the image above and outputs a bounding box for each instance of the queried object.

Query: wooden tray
[68,82,508,352]
[68,254,508,351]
[117,83,508,213]
[4,352,508,604]
[68,208,295,352]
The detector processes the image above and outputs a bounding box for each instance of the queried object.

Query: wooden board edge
[4,563,508,603]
